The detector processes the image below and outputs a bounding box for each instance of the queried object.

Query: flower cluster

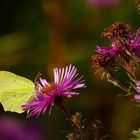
[92,22,140,75]
[22,65,86,117]
[92,22,140,100]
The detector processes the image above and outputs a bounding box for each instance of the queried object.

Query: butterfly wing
[0,71,34,113]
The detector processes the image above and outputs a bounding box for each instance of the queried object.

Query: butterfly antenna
[34,71,42,83]
[34,71,42,97]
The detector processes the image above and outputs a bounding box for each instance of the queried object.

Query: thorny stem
[58,102,83,140]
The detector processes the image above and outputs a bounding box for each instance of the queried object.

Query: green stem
[123,65,136,83]
[107,68,131,94]
[58,103,83,140]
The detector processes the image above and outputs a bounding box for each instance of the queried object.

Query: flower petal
[54,65,86,91]
[22,95,53,117]
[62,91,80,97]
[131,28,140,45]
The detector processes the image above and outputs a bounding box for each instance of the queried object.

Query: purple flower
[92,45,123,78]
[0,116,44,140]
[87,0,119,8]
[96,45,123,54]
[129,28,140,58]
[22,65,86,117]
[134,81,140,101]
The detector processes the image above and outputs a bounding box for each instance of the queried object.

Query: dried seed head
[66,133,76,140]
[70,112,83,129]
[101,22,130,44]
[135,0,140,14]
[92,53,117,76]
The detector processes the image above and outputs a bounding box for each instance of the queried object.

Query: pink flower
[88,0,119,8]
[0,116,44,140]
[96,45,123,55]
[92,45,123,75]
[22,65,86,117]
[134,81,140,101]
[129,28,140,58]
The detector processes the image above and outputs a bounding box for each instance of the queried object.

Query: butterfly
[0,71,39,113]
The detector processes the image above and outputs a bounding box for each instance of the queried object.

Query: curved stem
[107,68,132,94]
[111,74,130,94]
[123,65,136,83]
[58,103,83,140]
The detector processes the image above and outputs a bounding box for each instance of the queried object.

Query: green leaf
[0,71,34,113]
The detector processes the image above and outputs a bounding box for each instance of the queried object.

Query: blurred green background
[0,0,140,139]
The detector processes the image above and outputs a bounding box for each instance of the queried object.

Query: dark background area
[0,0,140,139]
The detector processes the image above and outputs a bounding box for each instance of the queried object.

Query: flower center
[41,82,57,95]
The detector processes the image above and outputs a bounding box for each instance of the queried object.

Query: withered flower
[92,46,123,78]
[135,0,140,13]
[101,22,130,44]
